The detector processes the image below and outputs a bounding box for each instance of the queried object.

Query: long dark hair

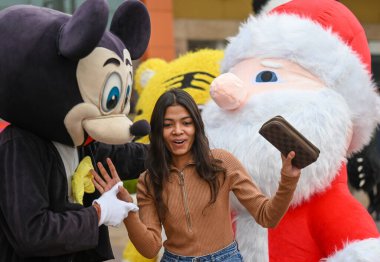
[145,88,225,221]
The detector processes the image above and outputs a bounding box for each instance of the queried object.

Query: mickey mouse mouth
[65,103,135,146]
[82,114,134,145]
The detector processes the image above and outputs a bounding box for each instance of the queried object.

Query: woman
[92,88,301,261]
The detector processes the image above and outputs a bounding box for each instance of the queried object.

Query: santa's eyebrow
[103,58,121,67]
[261,60,283,69]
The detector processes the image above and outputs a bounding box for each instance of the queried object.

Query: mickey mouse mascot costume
[0,0,150,261]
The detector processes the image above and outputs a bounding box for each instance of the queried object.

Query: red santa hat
[222,0,380,154]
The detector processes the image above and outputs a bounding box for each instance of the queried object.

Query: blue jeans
[161,241,243,262]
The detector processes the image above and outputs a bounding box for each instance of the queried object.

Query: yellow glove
[123,179,138,194]
[72,156,95,205]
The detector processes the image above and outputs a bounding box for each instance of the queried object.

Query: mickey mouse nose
[130,119,151,137]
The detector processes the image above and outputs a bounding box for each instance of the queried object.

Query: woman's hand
[91,158,138,226]
[91,158,134,203]
[281,151,301,178]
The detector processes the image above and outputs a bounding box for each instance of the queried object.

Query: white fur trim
[233,214,269,261]
[259,0,291,14]
[204,88,349,205]
[222,14,380,153]
[324,238,380,262]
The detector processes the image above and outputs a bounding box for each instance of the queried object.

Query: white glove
[93,182,139,227]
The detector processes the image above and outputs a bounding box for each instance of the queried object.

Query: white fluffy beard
[203,88,352,208]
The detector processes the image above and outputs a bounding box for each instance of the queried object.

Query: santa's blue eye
[101,72,122,112]
[254,70,278,83]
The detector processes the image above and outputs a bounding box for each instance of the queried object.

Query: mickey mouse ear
[58,0,109,60]
[110,0,151,60]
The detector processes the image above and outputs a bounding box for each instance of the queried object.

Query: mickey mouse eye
[101,72,122,113]
[254,70,278,83]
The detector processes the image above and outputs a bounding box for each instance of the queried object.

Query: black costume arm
[87,142,149,180]
[0,133,99,257]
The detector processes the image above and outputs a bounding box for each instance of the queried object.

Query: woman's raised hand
[91,158,138,226]
[280,151,301,178]
[91,158,133,203]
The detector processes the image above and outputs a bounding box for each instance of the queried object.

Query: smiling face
[133,49,224,143]
[64,47,135,146]
[163,104,195,167]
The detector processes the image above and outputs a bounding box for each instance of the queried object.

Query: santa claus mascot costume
[202,0,380,261]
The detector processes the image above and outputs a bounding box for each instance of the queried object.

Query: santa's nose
[210,72,248,110]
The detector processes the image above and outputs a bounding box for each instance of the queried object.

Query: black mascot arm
[87,142,149,180]
[0,128,99,257]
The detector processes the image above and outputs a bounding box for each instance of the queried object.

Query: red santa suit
[202,0,380,261]
[269,166,379,261]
